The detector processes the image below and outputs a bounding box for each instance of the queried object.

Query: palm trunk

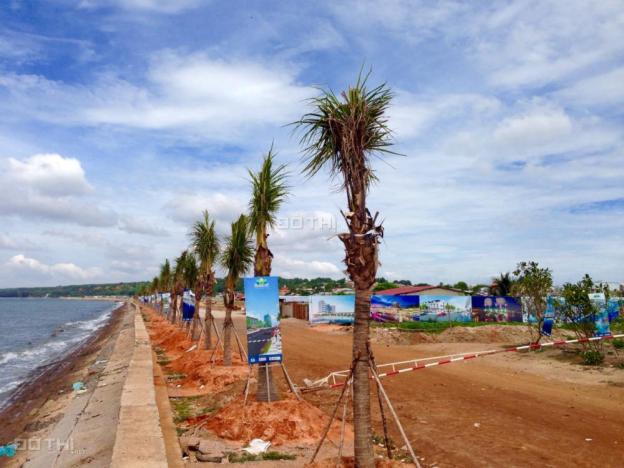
[353,288,374,467]
[192,297,201,340]
[223,288,234,366]
[204,291,214,350]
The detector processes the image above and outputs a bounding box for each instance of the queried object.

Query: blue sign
[244,276,282,364]
[182,290,195,321]
[541,296,556,336]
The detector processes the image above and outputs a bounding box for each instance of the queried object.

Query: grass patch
[581,350,604,366]
[611,338,624,349]
[166,373,186,381]
[372,320,525,333]
[171,397,198,423]
[226,451,296,463]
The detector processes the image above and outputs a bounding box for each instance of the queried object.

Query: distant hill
[0,276,425,298]
[0,282,150,298]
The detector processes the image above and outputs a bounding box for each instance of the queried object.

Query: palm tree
[159,259,172,312]
[182,253,199,333]
[171,251,189,325]
[295,72,393,467]
[248,147,289,402]
[190,211,221,348]
[220,214,254,366]
[489,272,513,296]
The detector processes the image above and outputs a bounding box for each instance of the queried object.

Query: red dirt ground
[188,395,354,446]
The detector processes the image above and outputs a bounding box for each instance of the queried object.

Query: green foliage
[294,70,395,193]
[581,350,604,365]
[226,451,296,463]
[189,211,220,274]
[248,146,290,233]
[453,281,469,291]
[221,215,254,288]
[512,261,552,339]
[489,273,514,296]
[374,280,398,291]
[611,338,624,349]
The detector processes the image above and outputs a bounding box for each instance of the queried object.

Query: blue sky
[0,0,622,287]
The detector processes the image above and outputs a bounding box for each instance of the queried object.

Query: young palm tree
[182,253,199,333]
[190,211,220,349]
[220,214,254,366]
[159,259,172,312]
[171,251,189,325]
[295,73,393,468]
[248,147,289,402]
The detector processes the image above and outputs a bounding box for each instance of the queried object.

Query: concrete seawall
[111,302,167,467]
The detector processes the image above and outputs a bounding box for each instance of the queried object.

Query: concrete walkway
[111,302,168,468]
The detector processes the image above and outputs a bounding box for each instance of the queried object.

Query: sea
[0,298,121,408]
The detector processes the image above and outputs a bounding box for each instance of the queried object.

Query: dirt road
[273,318,624,468]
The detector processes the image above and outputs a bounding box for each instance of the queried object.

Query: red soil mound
[144,308,248,393]
[167,350,248,392]
[195,396,354,446]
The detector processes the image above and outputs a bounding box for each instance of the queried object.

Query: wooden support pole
[280,363,301,400]
[369,361,421,468]
[309,371,353,465]
[265,364,272,403]
[243,366,253,406]
[337,382,351,463]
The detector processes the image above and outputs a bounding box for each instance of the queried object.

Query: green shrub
[611,338,624,349]
[581,350,604,365]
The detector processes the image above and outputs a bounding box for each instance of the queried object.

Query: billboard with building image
[471,296,523,322]
[309,295,355,324]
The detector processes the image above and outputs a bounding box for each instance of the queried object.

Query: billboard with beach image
[371,295,420,323]
[244,276,282,364]
[418,295,472,322]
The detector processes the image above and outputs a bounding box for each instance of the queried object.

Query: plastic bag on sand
[72,382,86,394]
[242,439,271,455]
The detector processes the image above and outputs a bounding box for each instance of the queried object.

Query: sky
[0,0,622,288]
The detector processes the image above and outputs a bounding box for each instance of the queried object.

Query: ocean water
[0,298,121,408]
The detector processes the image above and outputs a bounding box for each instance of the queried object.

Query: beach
[0,302,132,465]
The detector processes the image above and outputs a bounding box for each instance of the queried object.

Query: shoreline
[0,302,127,445]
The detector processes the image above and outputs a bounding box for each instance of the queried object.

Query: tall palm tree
[295,72,393,468]
[220,214,254,366]
[171,250,189,325]
[489,272,513,296]
[190,211,220,349]
[248,147,289,402]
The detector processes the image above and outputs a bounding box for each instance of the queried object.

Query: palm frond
[189,210,220,274]
[293,71,395,199]
[220,214,254,287]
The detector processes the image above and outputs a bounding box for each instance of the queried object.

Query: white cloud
[7,153,93,196]
[273,255,342,278]
[78,0,202,13]
[0,154,117,227]
[164,192,246,232]
[556,67,624,107]
[494,106,572,149]
[0,53,314,142]
[119,215,169,237]
[0,233,37,251]
[5,254,102,280]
